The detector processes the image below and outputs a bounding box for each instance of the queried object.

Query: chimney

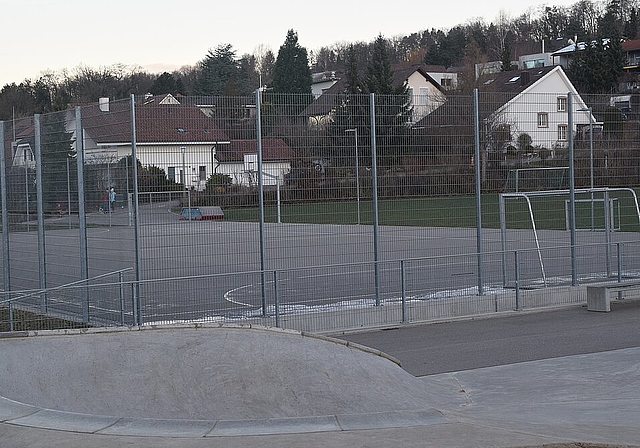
[520,71,530,86]
[99,97,110,112]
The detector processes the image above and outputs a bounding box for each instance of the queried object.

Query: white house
[71,95,231,191]
[311,71,339,98]
[301,63,446,127]
[477,65,593,156]
[213,139,294,187]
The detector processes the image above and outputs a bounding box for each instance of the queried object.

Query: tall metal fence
[1,90,639,333]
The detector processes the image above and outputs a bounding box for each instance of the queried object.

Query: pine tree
[272,30,312,95]
[40,112,76,212]
[194,44,252,96]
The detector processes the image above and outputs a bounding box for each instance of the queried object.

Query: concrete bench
[586,280,640,312]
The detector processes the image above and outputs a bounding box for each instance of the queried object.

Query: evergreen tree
[194,44,252,96]
[272,29,313,95]
[568,35,624,93]
[40,112,76,211]
[149,72,178,95]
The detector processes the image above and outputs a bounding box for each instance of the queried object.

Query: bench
[586,280,640,312]
[179,206,224,221]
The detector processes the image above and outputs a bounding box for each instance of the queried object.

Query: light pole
[345,128,360,225]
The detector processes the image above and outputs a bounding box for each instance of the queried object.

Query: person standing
[101,191,109,213]
[109,188,116,211]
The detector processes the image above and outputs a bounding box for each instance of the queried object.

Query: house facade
[214,138,294,187]
[301,63,446,127]
[478,66,593,157]
[70,95,232,191]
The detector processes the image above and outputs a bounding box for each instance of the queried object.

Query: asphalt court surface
[3,203,640,324]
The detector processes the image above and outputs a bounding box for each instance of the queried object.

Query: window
[557,96,567,112]
[199,166,206,181]
[558,124,568,141]
[167,166,176,182]
[537,112,549,128]
[441,78,452,88]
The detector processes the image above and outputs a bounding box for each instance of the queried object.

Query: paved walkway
[1,318,639,447]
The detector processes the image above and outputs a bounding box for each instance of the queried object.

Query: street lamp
[345,128,360,225]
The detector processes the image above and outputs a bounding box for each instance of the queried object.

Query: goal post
[504,167,569,193]
[499,187,640,288]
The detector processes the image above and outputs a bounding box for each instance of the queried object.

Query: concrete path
[1,317,639,447]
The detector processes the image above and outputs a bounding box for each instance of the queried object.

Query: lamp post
[345,128,360,225]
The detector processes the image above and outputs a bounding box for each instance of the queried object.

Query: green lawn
[221,193,640,231]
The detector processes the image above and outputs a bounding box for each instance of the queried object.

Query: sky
[1,0,579,88]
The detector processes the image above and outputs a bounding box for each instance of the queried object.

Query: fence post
[0,121,10,294]
[34,114,47,312]
[131,283,138,326]
[255,89,267,316]
[617,243,622,300]
[567,93,577,286]
[130,95,142,325]
[401,260,407,323]
[75,107,90,323]
[274,270,280,328]
[514,251,520,311]
[369,93,381,306]
[119,271,126,326]
[473,89,484,295]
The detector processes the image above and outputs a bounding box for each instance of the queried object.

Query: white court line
[224,284,257,307]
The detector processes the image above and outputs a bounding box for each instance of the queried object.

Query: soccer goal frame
[504,166,570,193]
[498,187,640,287]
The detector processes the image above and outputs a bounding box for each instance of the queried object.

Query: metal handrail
[0,267,134,305]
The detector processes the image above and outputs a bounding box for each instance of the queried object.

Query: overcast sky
[1,0,578,87]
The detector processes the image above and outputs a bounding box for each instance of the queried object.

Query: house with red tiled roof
[70,94,232,191]
[213,138,294,186]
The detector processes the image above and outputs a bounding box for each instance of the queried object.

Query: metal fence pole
[401,260,407,323]
[617,242,623,300]
[370,93,381,306]
[34,114,47,312]
[130,95,142,325]
[256,89,267,316]
[75,107,90,323]
[274,270,280,328]
[0,122,10,293]
[514,251,520,311]
[567,93,577,286]
[119,271,125,325]
[473,89,484,295]
[604,189,612,277]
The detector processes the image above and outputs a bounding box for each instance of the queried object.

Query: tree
[149,72,178,95]
[364,35,413,167]
[272,29,312,94]
[567,35,624,93]
[40,112,76,212]
[194,44,253,96]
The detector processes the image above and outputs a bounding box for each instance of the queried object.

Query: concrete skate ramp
[0,325,438,422]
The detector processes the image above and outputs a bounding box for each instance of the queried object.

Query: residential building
[301,63,446,127]
[73,95,231,191]
[416,66,593,160]
[213,138,294,187]
[311,71,340,99]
